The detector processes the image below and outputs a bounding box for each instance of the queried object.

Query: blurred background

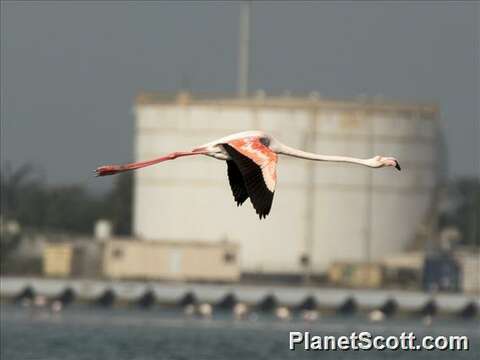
[1,1,479,359]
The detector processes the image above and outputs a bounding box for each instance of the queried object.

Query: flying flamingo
[96,130,400,219]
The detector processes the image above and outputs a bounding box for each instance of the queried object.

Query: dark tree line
[439,177,480,247]
[1,163,132,236]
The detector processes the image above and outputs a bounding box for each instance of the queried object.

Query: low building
[102,239,240,282]
[455,249,480,294]
[43,238,239,282]
[327,261,384,288]
[381,249,480,294]
[381,251,424,289]
[43,241,102,278]
[43,243,73,277]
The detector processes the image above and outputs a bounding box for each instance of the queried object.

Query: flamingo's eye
[259,137,270,146]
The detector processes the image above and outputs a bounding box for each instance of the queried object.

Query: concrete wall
[133,95,438,275]
[3,276,479,311]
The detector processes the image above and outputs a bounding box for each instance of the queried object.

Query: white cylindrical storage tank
[133,93,438,275]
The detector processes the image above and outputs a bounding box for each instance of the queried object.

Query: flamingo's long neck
[277,144,372,168]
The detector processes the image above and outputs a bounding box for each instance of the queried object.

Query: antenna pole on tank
[237,1,251,97]
[303,110,317,286]
[365,109,374,283]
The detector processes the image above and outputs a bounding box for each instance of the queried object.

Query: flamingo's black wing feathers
[226,160,249,206]
[222,143,274,219]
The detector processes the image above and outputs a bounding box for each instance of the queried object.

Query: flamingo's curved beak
[395,161,401,171]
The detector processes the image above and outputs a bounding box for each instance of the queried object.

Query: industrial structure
[133,92,439,279]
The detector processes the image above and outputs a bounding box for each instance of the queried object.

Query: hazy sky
[1,1,478,192]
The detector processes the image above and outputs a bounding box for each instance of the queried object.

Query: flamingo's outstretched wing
[222,137,277,219]
[226,160,249,206]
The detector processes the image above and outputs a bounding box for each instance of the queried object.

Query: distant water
[1,304,478,360]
